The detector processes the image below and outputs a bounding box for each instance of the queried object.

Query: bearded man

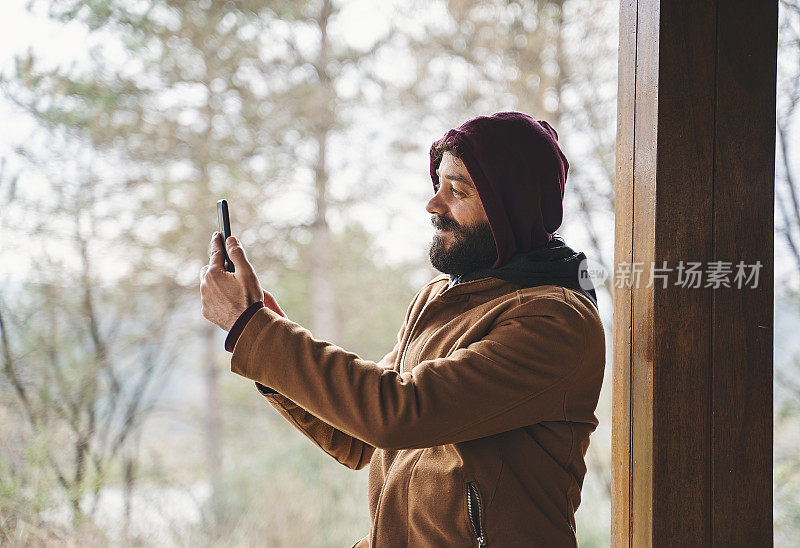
[200,111,605,547]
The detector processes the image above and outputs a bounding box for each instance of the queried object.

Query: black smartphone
[216,199,235,273]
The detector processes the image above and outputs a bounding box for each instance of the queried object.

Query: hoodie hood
[447,232,599,310]
[430,111,569,269]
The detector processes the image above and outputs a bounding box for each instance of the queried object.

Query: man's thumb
[226,236,251,273]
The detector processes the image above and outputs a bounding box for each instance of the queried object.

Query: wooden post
[611,0,777,545]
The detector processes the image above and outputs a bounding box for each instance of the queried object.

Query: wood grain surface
[611,1,776,545]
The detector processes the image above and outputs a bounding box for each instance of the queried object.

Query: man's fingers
[263,289,287,318]
[208,232,224,268]
[199,264,210,282]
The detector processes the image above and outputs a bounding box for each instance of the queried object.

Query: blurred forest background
[0,0,798,546]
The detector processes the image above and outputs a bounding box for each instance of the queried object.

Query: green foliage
[775,290,800,547]
[282,220,421,359]
[2,0,422,543]
[188,370,370,547]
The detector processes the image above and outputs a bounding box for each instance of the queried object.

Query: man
[200,111,605,547]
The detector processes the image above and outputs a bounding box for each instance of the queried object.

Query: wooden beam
[611,1,776,545]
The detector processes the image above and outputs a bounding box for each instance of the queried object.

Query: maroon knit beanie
[429,111,569,268]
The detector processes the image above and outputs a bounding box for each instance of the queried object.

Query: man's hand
[200,232,264,331]
[262,289,287,318]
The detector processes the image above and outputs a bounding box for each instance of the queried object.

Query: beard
[428,215,498,276]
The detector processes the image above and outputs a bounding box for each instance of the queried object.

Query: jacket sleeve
[250,338,402,470]
[230,295,601,451]
[238,288,427,469]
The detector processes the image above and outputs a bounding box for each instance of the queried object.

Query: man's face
[426,151,497,275]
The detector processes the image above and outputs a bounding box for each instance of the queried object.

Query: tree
[777,0,800,279]
[2,0,418,539]
[775,1,800,543]
[0,139,184,535]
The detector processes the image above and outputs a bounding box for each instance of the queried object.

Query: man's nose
[426,189,446,215]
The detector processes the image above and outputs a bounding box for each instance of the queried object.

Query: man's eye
[451,187,464,197]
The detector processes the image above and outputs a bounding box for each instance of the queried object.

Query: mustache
[431,215,460,231]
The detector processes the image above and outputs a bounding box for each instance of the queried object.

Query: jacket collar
[445,232,598,309]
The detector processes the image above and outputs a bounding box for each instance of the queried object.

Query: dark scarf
[448,232,598,310]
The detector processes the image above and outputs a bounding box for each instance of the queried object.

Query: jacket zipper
[398,284,448,370]
[398,277,491,370]
[466,481,487,547]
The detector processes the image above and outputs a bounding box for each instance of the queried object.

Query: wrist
[225,300,265,352]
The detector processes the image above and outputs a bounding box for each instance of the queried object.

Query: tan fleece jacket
[230,274,605,547]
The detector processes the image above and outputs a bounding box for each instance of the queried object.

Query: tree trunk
[309,136,340,342]
[203,324,223,521]
[308,0,340,343]
[123,454,134,542]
